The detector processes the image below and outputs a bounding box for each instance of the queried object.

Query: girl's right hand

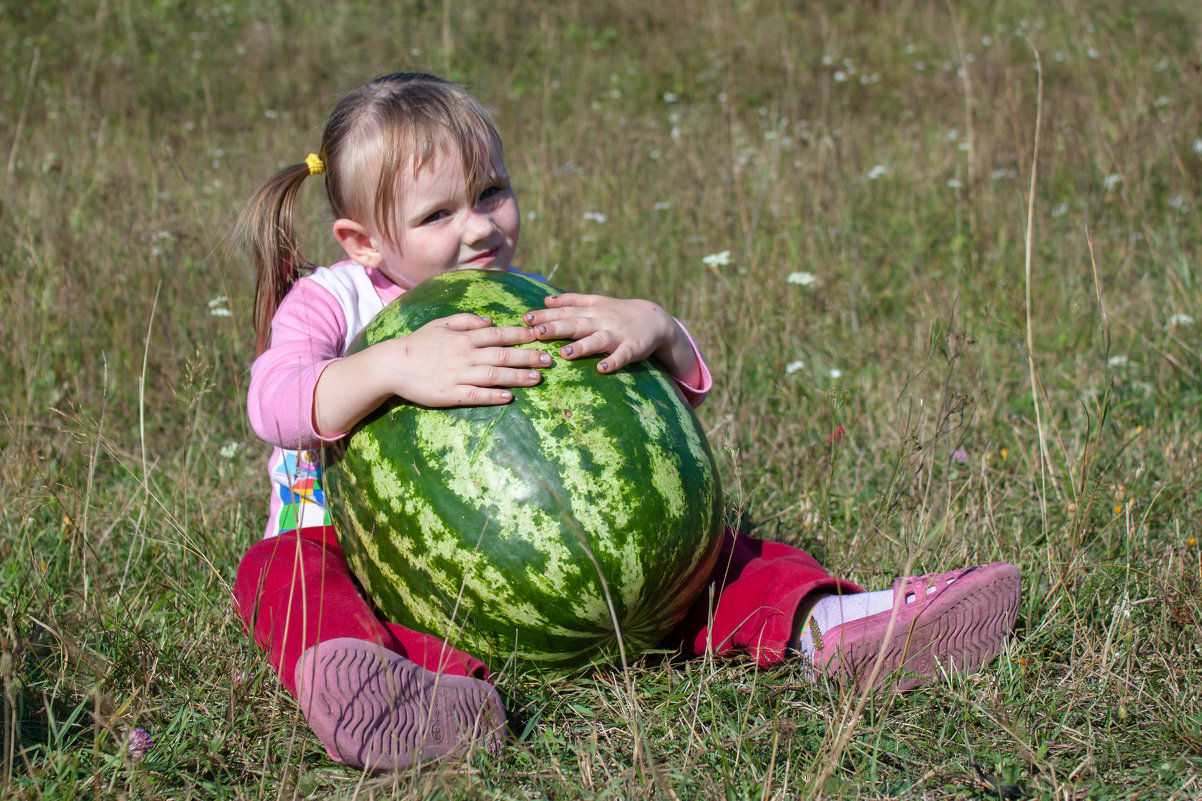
[314,313,549,435]
[378,313,550,407]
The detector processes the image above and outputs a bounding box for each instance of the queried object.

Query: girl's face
[373,144,520,289]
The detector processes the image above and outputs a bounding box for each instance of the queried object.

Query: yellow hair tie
[305,153,325,176]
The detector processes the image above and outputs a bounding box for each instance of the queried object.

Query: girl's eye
[422,210,448,224]
[479,183,509,204]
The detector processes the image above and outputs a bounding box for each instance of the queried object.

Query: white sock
[794,580,954,659]
[794,589,895,658]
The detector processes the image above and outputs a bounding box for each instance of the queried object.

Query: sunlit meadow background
[2,0,1201,798]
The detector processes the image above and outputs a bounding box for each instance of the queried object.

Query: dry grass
[2,0,1201,798]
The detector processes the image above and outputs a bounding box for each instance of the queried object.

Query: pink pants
[233,525,861,696]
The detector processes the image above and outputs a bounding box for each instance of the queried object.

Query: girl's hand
[314,313,549,435]
[523,293,701,383]
[378,313,550,406]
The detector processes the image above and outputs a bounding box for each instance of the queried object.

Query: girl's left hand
[523,293,700,382]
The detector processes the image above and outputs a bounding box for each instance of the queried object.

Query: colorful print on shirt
[273,449,332,533]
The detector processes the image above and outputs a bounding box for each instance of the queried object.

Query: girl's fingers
[543,292,597,307]
[470,323,539,347]
[449,387,516,406]
[524,296,598,327]
[438,312,495,331]
[438,367,543,407]
[596,345,634,373]
[480,345,552,368]
[558,330,614,360]
[527,316,598,341]
[470,366,544,388]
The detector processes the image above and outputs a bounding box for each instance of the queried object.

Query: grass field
[3,0,1201,798]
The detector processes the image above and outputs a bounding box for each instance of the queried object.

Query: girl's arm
[312,314,550,436]
[523,293,712,406]
[247,281,348,449]
[249,281,549,448]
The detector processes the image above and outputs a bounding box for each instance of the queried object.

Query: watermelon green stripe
[325,269,723,670]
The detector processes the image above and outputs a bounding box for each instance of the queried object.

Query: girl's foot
[294,638,506,772]
[798,562,1021,693]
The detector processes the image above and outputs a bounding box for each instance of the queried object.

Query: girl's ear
[332,218,384,268]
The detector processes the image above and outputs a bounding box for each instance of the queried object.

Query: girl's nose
[464,209,496,245]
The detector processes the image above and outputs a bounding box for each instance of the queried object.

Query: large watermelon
[325,269,724,671]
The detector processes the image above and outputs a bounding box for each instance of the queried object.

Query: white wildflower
[1193,138,1202,156]
[785,360,805,375]
[653,201,671,211]
[1168,313,1195,327]
[1107,355,1129,369]
[702,250,732,267]
[1051,202,1069,218]
[868,164,888,180]
[829,368,843,379]
[219,442,239,459]
[946,178,963,189]
[1104,173,1122,191]
[208,296,231,317]
[662,91,680,103]
[582,211,608,224]
[787,271,817,287]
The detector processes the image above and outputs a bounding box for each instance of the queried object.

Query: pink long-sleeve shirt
[248,260,712,538]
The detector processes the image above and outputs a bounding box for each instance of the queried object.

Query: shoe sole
[825,563,1021,693]
[295,638,506,771]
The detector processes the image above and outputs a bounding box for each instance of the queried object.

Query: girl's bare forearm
[312,349,395,437]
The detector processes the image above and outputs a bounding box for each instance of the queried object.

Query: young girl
[233,72,1022,773]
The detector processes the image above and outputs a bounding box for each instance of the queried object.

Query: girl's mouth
[462,247,500,267]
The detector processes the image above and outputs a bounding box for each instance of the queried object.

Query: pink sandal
[294,638,507,772]
[811,562,1021,693]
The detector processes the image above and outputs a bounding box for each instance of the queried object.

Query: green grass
[2,0,1201,797]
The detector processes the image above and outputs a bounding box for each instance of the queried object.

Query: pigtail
[234,161,319,355]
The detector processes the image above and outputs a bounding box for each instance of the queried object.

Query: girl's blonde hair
[237,72,503,354]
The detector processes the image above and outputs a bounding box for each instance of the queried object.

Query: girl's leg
[672,526,863,666]
[233,527,504,771]
[676,528,1021,691]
